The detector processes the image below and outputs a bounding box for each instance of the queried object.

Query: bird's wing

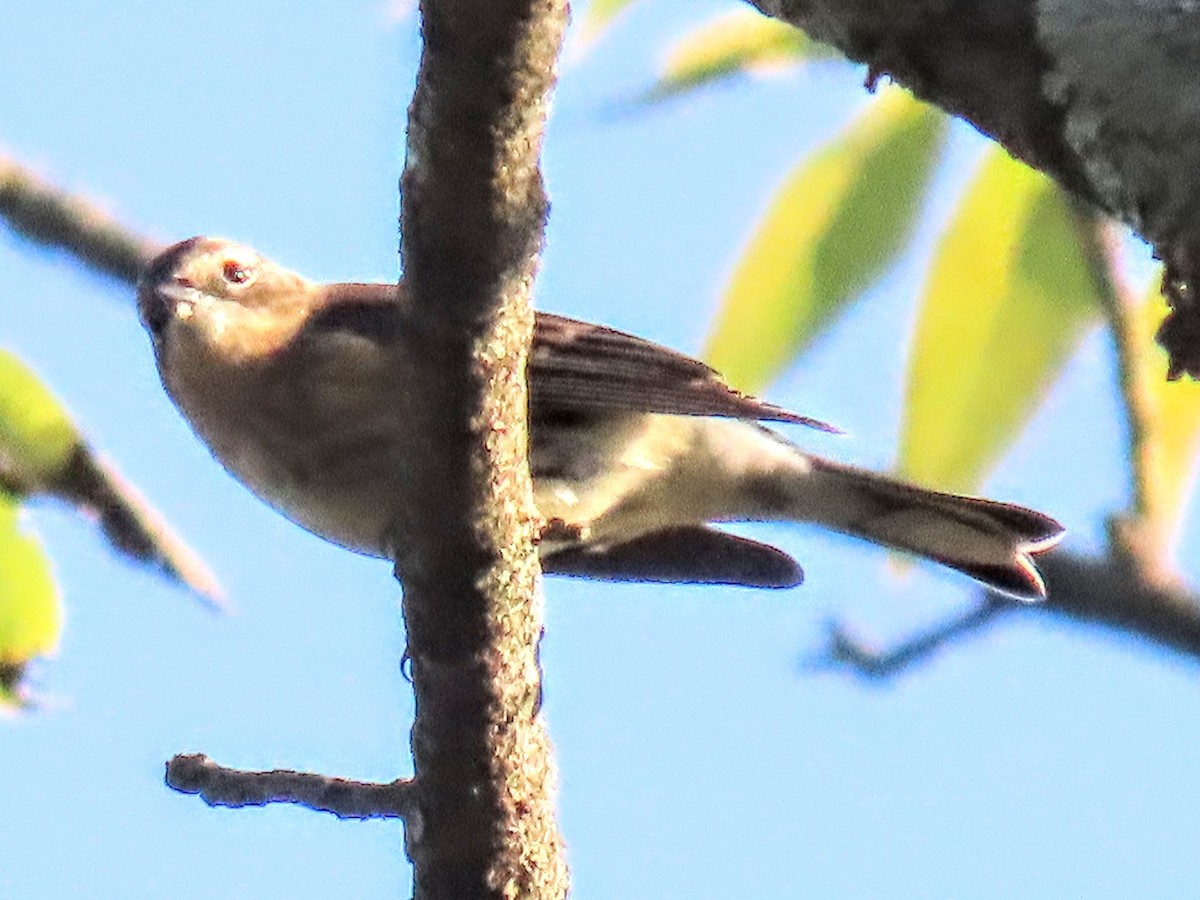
[306,283,407,340]
[531,313,837,429]
[542,525,804,588]
[306,290,835,429]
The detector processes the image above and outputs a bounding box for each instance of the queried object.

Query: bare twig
[0,155,163,286]
[807,597,1009,681]
[52,450,225,608]
[165,754,415,820]
[1090,218,1166,540]
[814,535,1200,680]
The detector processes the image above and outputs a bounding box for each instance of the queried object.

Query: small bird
[137,237,1063,599]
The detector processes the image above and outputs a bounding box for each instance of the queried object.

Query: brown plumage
[138,237,1064,598]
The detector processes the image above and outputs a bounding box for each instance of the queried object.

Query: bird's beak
[139,277,201,343]
[156,278,198,306]
[157,278,204,322]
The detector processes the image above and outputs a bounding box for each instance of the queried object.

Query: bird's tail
[791,457,1064,600]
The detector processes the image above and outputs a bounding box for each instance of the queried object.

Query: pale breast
[161,324,405,556]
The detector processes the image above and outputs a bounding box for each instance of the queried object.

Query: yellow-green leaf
[577,0,641,49]
[705,88,947,392]
[0,350,81,492]
[1135,289,1200,544]
[898,149,1102,493]
[638,9,830,104]
[0,351,221,607]
[0,491,61,709]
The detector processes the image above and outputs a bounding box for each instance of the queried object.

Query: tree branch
[394,1,569,898]
[0,155,162,285]
[814,532,1200,680]
[808,598,1009,681]
[165,754,415,820]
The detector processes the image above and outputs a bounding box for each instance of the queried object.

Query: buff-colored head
[137,237,316,363]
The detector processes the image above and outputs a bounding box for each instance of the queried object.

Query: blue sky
[3,2,1200,898]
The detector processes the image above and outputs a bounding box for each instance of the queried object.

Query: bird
[136,236,1064,599]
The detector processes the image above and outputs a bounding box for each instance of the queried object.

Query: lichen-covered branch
[395,1,570,898]
[165,754,415,820]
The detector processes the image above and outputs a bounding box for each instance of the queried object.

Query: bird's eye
[222,260,252,283]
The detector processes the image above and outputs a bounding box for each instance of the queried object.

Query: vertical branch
[1093,219,1158,526]
[1082,212,1185,588]
[1089,215,1181,581]
[395,2,570,898]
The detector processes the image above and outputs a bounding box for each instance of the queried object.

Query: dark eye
[222,260,251,283]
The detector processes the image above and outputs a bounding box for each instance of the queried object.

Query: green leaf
[0,350,222,607]
[0,491,61,709]
[0,350,81,492]
[577,0,641,48]
[705,87,947,393]
[898,149,1102,493]
[637,9,830,104]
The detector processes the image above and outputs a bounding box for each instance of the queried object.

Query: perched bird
[137,237,1064,599]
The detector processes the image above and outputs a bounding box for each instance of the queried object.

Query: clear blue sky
[4,2,1199,898]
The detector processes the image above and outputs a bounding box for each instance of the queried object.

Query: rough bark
[394,1,570,897]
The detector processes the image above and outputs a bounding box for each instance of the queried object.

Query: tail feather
[805,459,1064,601]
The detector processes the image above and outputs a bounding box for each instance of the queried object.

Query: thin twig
[808,597,1009,680]
[0,155,163,286]
[814,541,1200,680]
[165,753,415,820]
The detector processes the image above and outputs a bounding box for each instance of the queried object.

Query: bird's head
[137,237,316,362]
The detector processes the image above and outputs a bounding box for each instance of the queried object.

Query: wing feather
[305,288,836,430]
[531,313,837,429]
